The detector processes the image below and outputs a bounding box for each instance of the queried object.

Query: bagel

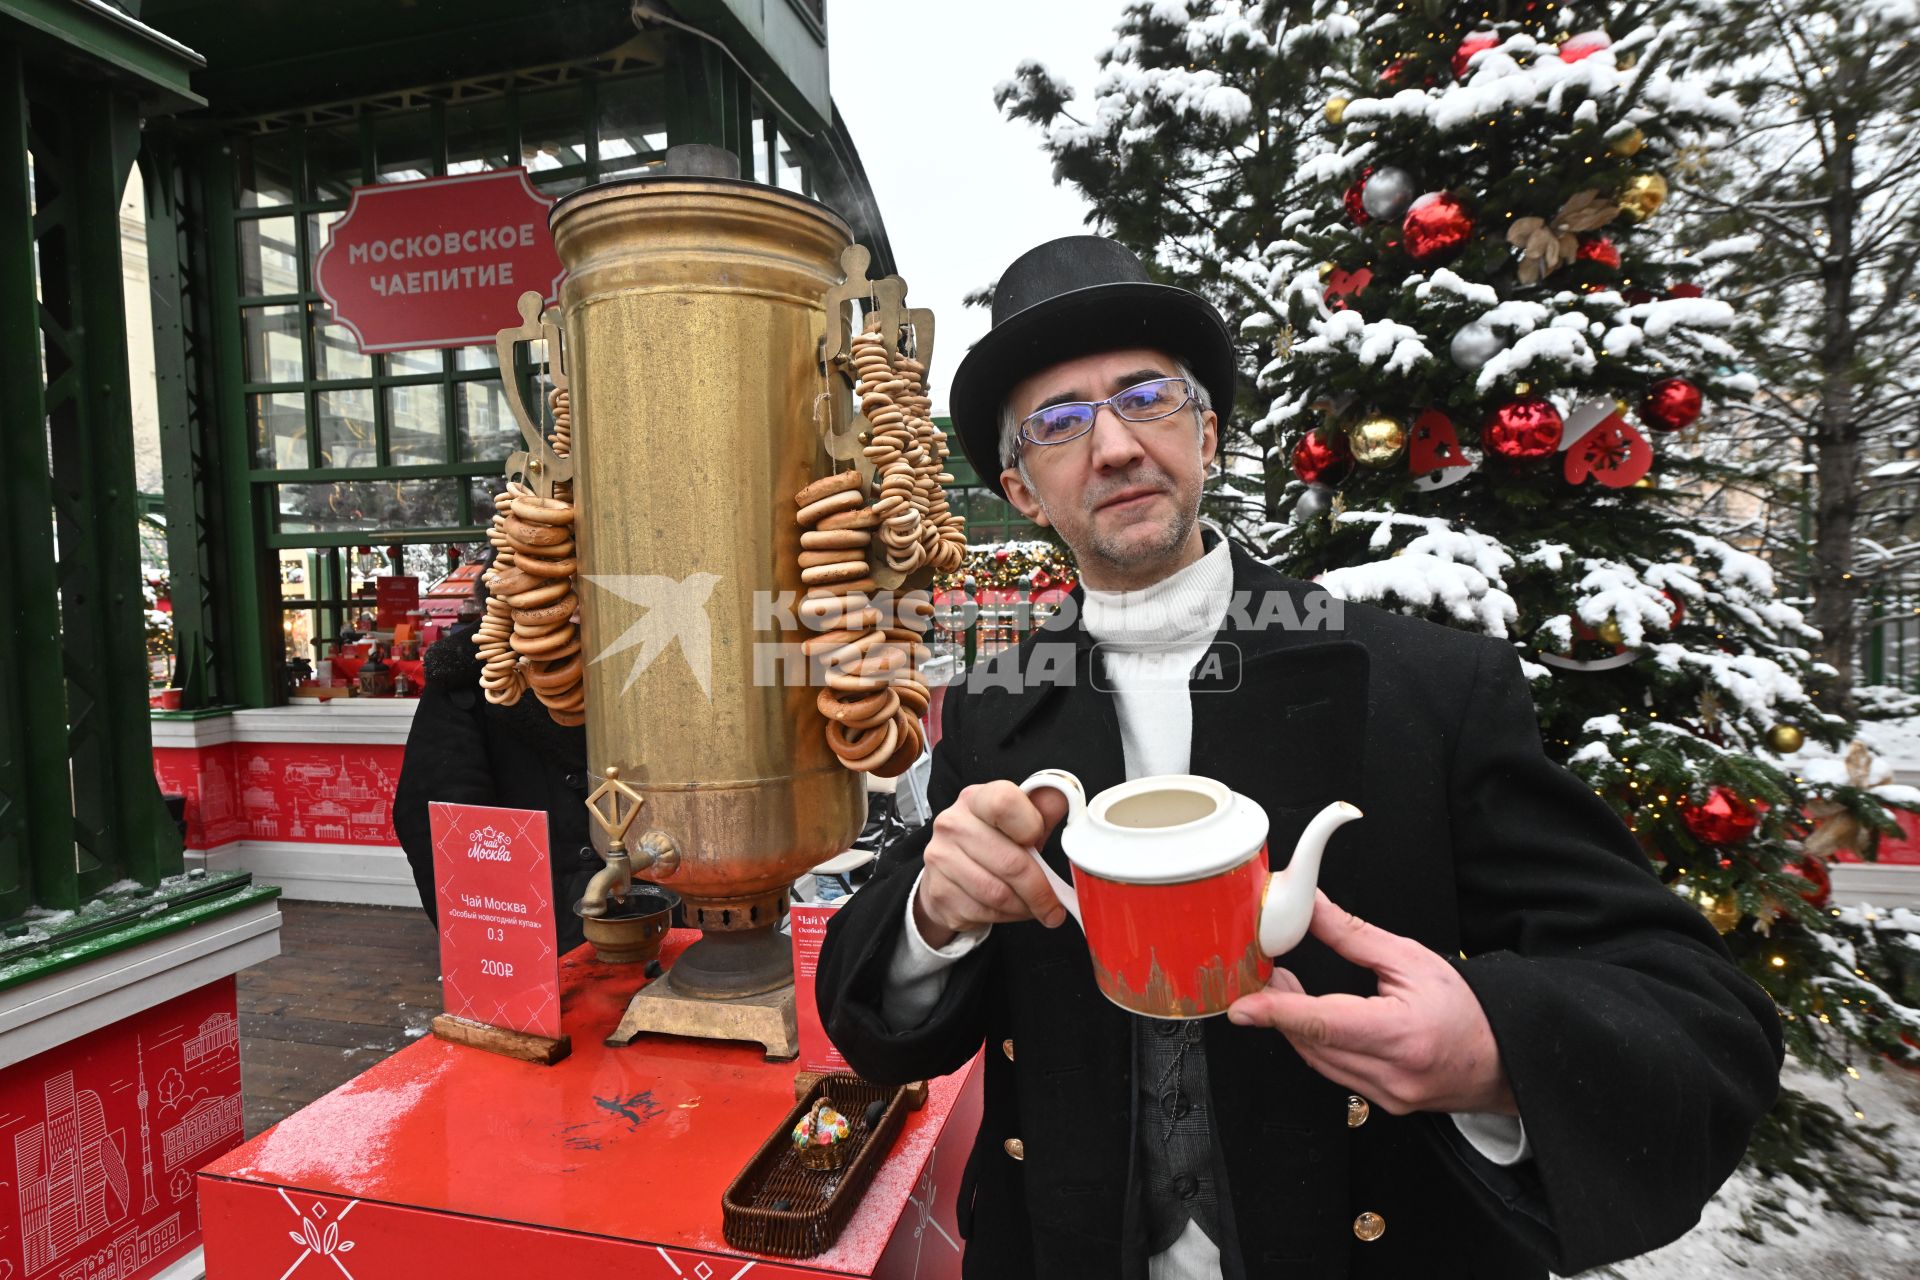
[512,626,575,658]
[548,707,587,727]
[806,578,876,599]
[825,666,891,694]
[510,494,576,526]
[800,627,867,658]
[801,561,872,586]
[489,568,542,597]
[818,629,885,671]
[502,529,576,559]
[504,578,572,610]
[796,489,864,526]
[797,547,869,570]
[516,554,578,580]
[895,681,930,716]
[512,594,578,628]
[801,528,872,551]
[817,507,881,531]
[501,515,573,547]
[825,716,899,773]
[534,685,586,713]
[794,471,864,507]
[818,685,894,725]
[841,689,902,732]
[524,653,583,692]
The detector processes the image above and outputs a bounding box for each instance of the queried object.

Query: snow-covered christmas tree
[1000,0,1920,1221]
[1249,0,1919,1208]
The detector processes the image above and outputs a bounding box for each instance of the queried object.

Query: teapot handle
[1017,770,1086,928]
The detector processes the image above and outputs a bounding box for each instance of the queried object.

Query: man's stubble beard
[1033,464,1201,582]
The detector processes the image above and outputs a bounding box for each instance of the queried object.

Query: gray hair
[998,358,1212,474]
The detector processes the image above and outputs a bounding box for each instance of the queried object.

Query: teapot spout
[1257,801,1362,957]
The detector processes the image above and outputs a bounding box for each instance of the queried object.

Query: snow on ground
[1580,1061,1920,1279]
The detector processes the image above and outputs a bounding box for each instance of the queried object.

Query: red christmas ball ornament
[1578,236,1621,270]
[1343,168,1373,225]
[1623,287,1656,305]
[1784,855,1832,907]
[1641,376,1704,432]
[1453,30,1500,79]
[1291,427,1355,487]
[1667,282,1704,299]
[1681,786,1760,845]
[1483,397,1564,459]
[1381,57,1412,87]
[1402,192,1473,262]
[1559,30,1613,64]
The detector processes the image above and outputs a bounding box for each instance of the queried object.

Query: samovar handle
[493,289,574,500]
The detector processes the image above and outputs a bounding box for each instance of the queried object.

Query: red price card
[429,802,562,1039]
[789,902,849,1074]
[376,574,420,628]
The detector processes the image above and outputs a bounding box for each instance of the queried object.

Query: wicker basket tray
[720,1073,917,1257]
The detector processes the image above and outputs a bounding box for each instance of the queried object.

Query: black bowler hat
[948,236,1236,500]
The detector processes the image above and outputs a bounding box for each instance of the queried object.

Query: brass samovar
[495,146,937,1058]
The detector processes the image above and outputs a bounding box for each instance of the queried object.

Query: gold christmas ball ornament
[1325,95,1351,126]
[1618,171,1669,222]
[1767,724,1805,754]
[1346,411,1409,468]
[1631,474,1655,489]
[1596,619,1626,647]
[1701,893,1741,935]
[1609,126,1647,157]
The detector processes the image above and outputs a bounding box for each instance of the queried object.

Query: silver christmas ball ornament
[1293,485,1333,523]
[1361,166,1418,222]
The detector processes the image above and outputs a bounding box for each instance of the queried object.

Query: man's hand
[911,781,1073,949]
[1227,890,1517,1117]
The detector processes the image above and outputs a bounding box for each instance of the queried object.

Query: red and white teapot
[1020,769,1361,1019]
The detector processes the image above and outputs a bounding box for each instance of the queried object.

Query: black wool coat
[393,626,599,955]
[817,540,1782,1280]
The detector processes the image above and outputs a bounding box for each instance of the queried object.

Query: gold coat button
[1353,1211,1385,1242]
[1003,1137,1025,1161]
[1002,1038,1015,1061]
[1347,1095,1370,1127]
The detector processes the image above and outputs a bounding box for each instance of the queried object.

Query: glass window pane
[386,383,447,465]
[276,478,466,534]
[375,112,434,185]
[235,132,296,208]
[384,347,443,377]
[445,99,511,175]
[249,391,308,469]
[597,74,668,180]
[242,305,305,383]
[310,302,373,381]
[776,130,809,196]
[306,123,364,202]
[238,215,300,296]
[521,89,588,173]
[455,379,520,462]
[307,211,344,291]
[317,388,378,468]
[455,344,499,371]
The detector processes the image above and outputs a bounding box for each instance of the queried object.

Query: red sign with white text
[313,168,564,352]
[789,902,849,1074]
[375,575,420,629]
[429,802,562,1039]
[0,978,240,1280]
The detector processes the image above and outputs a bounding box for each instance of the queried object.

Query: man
[816,236,1781,1279]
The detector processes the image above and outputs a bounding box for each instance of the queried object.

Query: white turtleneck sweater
[878,534,1527,1275]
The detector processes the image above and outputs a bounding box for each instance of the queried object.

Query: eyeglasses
[1017,377,1197,451]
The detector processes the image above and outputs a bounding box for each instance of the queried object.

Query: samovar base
[667,924,795,999]
[604,978,798,1062]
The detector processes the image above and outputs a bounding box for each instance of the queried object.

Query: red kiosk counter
[197,931,983,1279]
